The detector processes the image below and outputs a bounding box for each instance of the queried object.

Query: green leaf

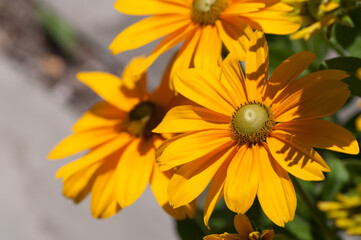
[274,234,298,240]
[319,153,350,200]
[34,4,77,58]
[285,215,313,240]
[319,56,361,97]
[342,158,361,183]
[176,217,205,240]
[334,7,361,56]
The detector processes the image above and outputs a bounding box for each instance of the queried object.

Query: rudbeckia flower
[110,0,300,83]
[283,0,350,40]
[204,214,274,240]
[318,184,361,235]
[48,57,196,219]
[154,31,359,227]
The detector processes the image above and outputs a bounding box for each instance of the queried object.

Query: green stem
[292,177,340,240]
[324,37,348,57]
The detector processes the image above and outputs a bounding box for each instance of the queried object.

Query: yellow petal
[204,161,227,227]
[273,75,350,122]
[150,52,179,104]
[110,15,189,54]
[150,163,196,220]
[115,138,154,208]
[266,134,328,181]
[204,233,241,240]
[137,23,197,76]
[223,2,265,14]
[275,119,359,155]
[216,16,252,61]
[114,0,189,15]
[121,57,148,98]
[48,128,119,159]
[194,25,222,75]
[153,105,230,133]
[61,160,103,203]
[356,114,361,131]
[265,51,315,101]
[290,13,336,40]
[257,145,296,227]
[72,102,124,133]
[77,72,139,112]
[174,68,235,116]
[168,146,236,208]
[169,28,201,83]
[55,133,131,179]
[225,145,258,214]
[241,2,300,34]
[91,160,121,218]
[245,30,269,101]
[234,214,253,239]
[156,130,234,171]
[220,53,248,105]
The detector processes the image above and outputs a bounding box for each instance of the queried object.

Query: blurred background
[0,0,179,239]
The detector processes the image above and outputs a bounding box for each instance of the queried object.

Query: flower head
[204,214,274,240]
[110,0,300,85]
[356,70,361,132]
[357,107,361,132]
[318,184,361,235]
[154,30,359,227]
[284,0,357,40]
[48,57,195,219]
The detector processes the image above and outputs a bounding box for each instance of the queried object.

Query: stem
[292,177,340,240]
[324,37,348,57]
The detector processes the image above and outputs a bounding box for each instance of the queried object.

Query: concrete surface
[35,0,177,91]
[0,52,178,239]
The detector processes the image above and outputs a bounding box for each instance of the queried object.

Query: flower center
[231,102,275,145]
[126,101,165,138]
[191,0,228,25]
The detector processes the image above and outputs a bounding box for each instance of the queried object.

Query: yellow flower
[110,0,300,83]
[318,184,361,235]
[283,0,339,40]
[204,214,274,240]
[154,30,359,227]
[356,70,361,132]
[48,57,196,219]
[357,109,361,132]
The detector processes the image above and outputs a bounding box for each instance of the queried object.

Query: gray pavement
[35,0,177,91]
[0,52,178,240]
[0,0,180,239]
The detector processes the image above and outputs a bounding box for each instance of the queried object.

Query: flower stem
[292,177,340,240]
[324,37,348,57]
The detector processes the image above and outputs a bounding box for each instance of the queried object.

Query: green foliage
[319,56,361,97]
[176,216,206,240]
[319,153,350,200]
[285,215,313,240]
[34,5,77,58]
[335,7,361,57]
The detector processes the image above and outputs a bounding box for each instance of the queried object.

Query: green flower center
[231,102,275,145]
[126,101,165,138]
[191,0,228,25]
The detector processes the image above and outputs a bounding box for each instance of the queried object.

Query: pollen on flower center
[126,101,165,138]
[231,102,275,145]
[191,0,228,25]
